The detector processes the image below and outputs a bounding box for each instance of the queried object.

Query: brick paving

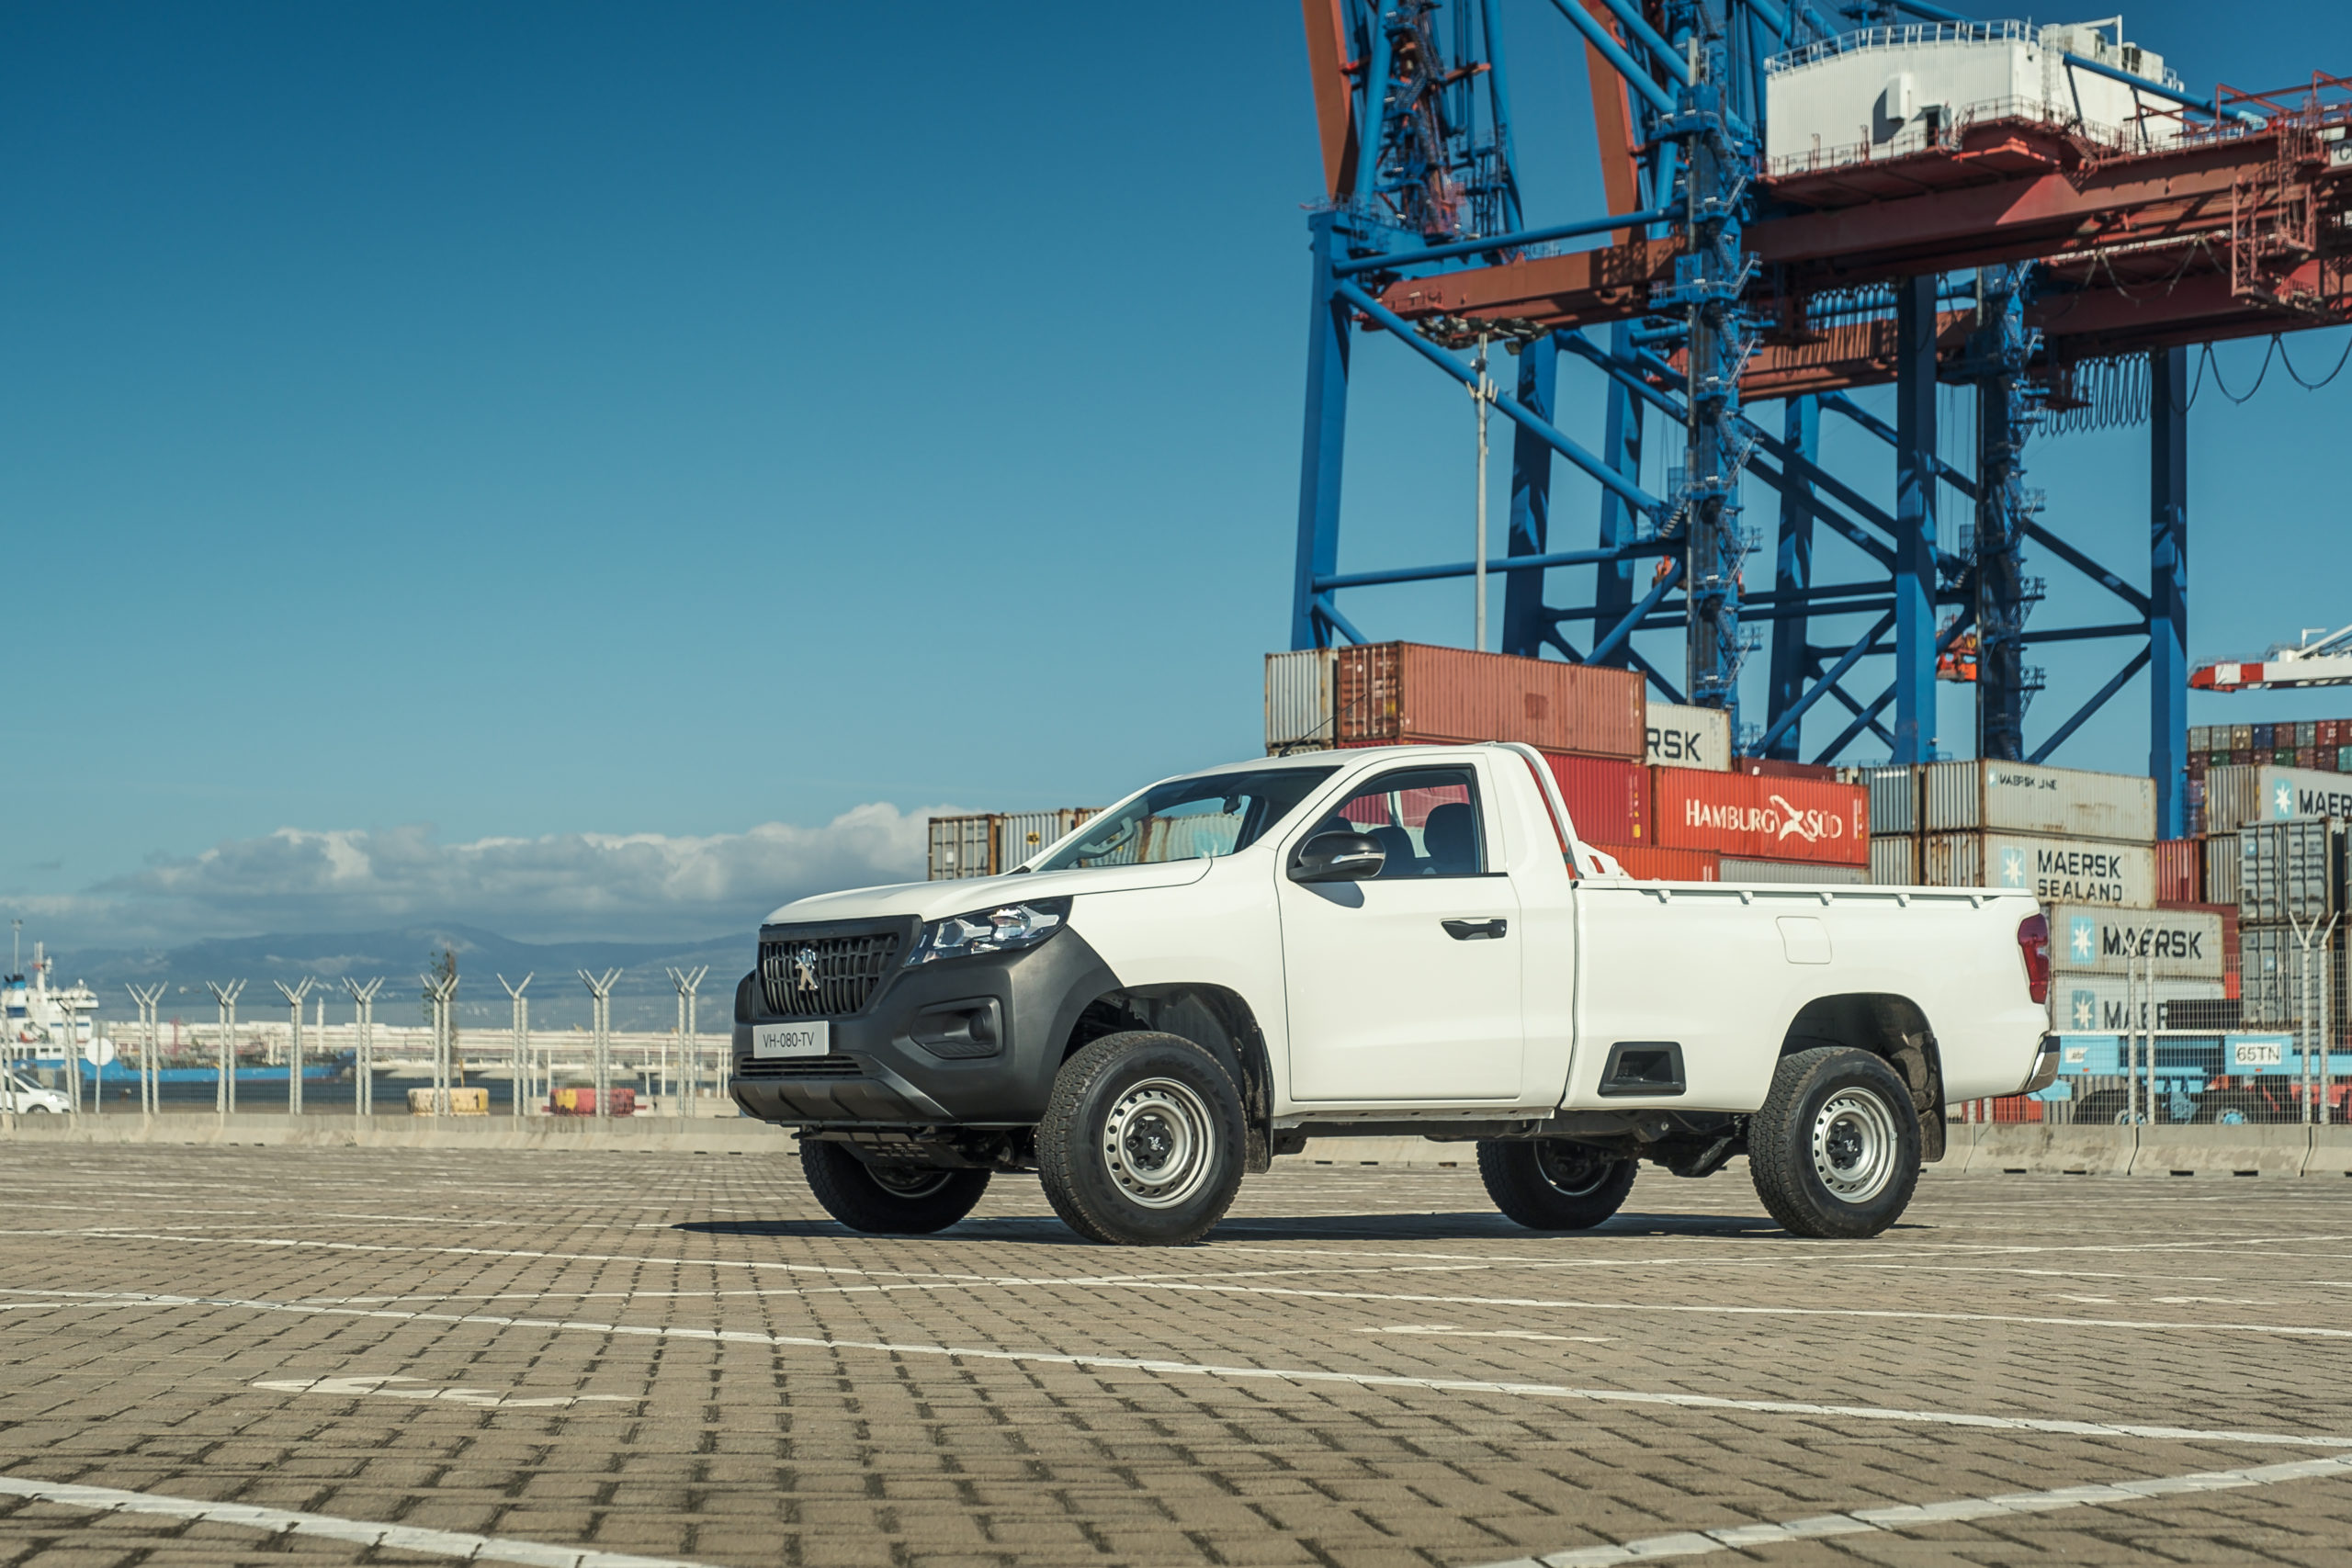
[2,1147,2350,1566]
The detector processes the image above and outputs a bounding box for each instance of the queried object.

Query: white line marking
[250,1374,635,1410]
[10,1231,2348,1343]
[9,1289,2349,1452]
[1477,1451,2352,1566]
[0,1472,716,1568]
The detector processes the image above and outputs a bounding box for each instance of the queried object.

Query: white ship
[4,942,116,1068]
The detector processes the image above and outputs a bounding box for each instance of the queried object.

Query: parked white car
[735,743,2056,1245]
[3,1071,70,1114]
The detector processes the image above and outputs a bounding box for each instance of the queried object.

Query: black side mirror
[1291,830,1385,884]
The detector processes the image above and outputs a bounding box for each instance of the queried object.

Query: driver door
[1279,761,1522,1100]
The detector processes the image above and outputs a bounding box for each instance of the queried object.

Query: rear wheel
[1477,1139,1637,1230]
[798,1139,989,1234]
[1037,1032,1245,1246]
[1749,1047,1920,1240]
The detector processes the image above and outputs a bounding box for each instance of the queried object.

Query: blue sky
[5,1,2348,948]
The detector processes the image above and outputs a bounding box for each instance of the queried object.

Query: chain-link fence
[1972,938,2347,1125]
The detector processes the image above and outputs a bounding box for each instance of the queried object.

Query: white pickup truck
[733,743,2057,1245]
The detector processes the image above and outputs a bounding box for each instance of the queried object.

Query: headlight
[905,897,1071,966]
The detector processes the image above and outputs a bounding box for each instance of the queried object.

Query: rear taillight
[2017,911,2052,1004]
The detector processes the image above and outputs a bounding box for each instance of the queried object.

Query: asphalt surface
[3,1145,2350,1566]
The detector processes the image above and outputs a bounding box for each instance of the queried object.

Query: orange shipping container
[1336,642,1644,757]
[1588,843,1718,881]
[1651,768,1870,865]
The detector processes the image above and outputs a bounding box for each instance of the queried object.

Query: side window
[1308,766,1486,879]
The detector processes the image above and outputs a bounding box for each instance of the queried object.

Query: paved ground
[3,1148,2351,1568]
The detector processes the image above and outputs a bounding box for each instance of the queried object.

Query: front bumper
[729,921,1117,1128]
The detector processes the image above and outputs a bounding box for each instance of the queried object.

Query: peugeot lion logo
[792,946,821,993]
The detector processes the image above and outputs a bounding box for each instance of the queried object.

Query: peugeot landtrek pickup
[732,743,2059,1244]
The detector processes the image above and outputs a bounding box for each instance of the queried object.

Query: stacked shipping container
[1262,645,1869,882]
[926,808,1102,880]
[1862,761,2157,908]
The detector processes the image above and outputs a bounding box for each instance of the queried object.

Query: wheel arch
[1061,984,1278,1172]
[1778,992,1948,1162]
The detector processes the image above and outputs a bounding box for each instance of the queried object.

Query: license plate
[752,1021,830,1058]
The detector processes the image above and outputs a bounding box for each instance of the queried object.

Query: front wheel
[798,1139,990,1234]
[1748,1047,1921,1239]
[1037,1032,1245,1246]
[1477,1139,1637,1230]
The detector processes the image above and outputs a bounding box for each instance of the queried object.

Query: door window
[1308,766,1487,879]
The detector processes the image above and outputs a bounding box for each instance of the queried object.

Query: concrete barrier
[0,1111,786,1155]
[2131,1124,2311,1178]
[1961,1123,2136,1175]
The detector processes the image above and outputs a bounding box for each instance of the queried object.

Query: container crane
[2192,625,2352,691]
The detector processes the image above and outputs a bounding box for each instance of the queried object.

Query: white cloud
[84,804,959,944]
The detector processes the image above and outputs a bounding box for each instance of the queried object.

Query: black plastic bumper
[729,924,1118,1128]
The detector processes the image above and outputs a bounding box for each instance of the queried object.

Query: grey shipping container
[928,816,997,881]
[1920,760,2155,842]
[2204,832,2243,908]
[1265,649,1337,753]
[2044,902,2226,979]
[1922,831,2155,907]
[2052,976,2226,1034]
[1645,703,1732,772]
[995,808,1101,873]
[2203,764,2352,829]
[2238,924,2344,1029]
[1868,834,1917,885]
[1719,857,1866,886]
[1860,766,1921,836]
[2238,818,2346,923]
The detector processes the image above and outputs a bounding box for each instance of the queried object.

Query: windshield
[1032,767,1338,872]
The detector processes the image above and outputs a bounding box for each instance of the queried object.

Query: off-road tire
[1037,1032,1245,1246]
[1749,1046,1921,1239]
[799,1138,990,1235]
[1476,1139,1637,1230]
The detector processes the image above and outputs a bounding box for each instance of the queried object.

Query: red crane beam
[1367,88,2352,394]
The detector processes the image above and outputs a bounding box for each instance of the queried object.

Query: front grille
[759,930,900,1017]
[736,1055,866,1080]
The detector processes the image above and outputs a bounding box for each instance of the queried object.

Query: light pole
[579,969,620,1119]
[499,973,533,1118]
[420,972,458,1117]
[665,965,709,1117]
[343,977,383,1116]
[205,981,245,1121]
[125,984,166,1117]
[273,978,316,1116]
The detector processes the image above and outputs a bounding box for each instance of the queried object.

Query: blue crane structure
[1290,0,2352,835]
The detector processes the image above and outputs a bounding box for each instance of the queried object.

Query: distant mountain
[46,924,755,1032]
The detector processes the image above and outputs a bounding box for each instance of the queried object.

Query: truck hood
[763,856,1220,926]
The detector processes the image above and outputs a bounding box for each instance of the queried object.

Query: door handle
[1442,918,1509,941]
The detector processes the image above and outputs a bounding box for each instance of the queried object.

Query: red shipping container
[1589,842,1718,881]
[1543,752,1648,844]
[1338,741,1650,845]
[1989,1095,2044,1122]
[2154,839,2201,904]
[2299,746,2321,770]
[1336,642,1644,757]
[1651,767,1870,865]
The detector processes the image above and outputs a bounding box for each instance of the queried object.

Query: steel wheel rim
[1101,1077,1216,1211]
[1811,1088,1898,1203]
[867,1164,953,1199]
[1533,1142,1615,1198]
